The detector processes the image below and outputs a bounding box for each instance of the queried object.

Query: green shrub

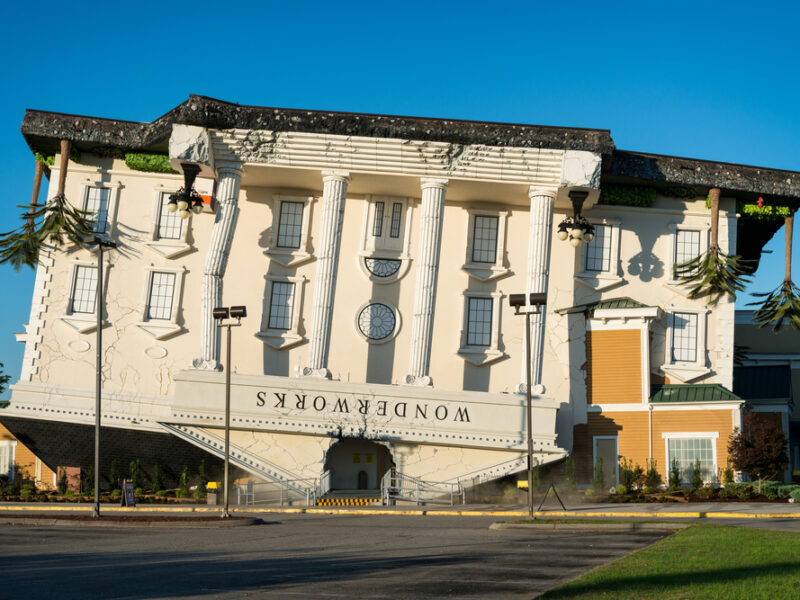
[643,460,662,489]
[129,459,143,489]
[620,458,644,490]
[193,486,206,501]
[177,465,189,498]
[668,458,682,491]
[690,459,704,489]
[599,185,656,208]
[57,469,67,494]
[584,488,594,498]
[108,460,119,491]
[110,488,122,496]
[722,463,735,485]
[615,484,629,495]
[124,153,177,174]
[134,487,144,496]
[152,464,163,493]
[790,489,800,503]
[64,490,75,497]
[20,488,33,499]
[777,485,800,499]
[643,485,656,495]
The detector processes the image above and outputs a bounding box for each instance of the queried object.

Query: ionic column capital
[528,186,557,200]
[216,161,244,178]
[421,177,449,190]
[322,170,350,184]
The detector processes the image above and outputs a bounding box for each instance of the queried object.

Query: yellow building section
[652,409,736,478]
[0,424,56,488]
[586,330,642,403]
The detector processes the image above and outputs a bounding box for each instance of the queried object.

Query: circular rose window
[357,303,397,341]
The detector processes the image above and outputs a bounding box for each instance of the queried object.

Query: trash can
[206,482,220,505]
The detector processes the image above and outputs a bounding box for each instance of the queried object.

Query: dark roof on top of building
[650,384,742,403]
[733,365,793,402]
[555,297,651,315]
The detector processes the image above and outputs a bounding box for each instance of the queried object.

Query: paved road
[0,513,667,599]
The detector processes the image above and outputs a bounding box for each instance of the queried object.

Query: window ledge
[143,239,192,259]
[660,363,711,383]
[662,280,694,298]
[461,263,510,282]
[574,272,625,292]
[136,321,183,340]
[457,347,506,367]
[265,248,313,268]
[256,330,305,350]
[59,314,104,334]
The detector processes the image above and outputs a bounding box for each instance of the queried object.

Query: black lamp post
[168,163,204,220]
[213,305,247,518]
[509,292,546,518]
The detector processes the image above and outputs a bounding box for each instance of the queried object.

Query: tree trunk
[709,187,720,248]
[27,159,44,229]
[57,139,71,196]
[785,213,794,284]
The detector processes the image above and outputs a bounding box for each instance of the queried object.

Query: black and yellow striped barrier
[316,497,380,506]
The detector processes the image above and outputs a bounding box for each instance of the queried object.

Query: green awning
[650,384,741,403]
[555,296,652,315]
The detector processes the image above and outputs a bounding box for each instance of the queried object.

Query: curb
[490,521,691,532]
[0,517,264,528]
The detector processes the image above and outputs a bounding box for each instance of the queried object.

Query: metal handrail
[235,478,317,507]
[381,470,465,506]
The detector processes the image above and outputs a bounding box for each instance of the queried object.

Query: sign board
[121,480,136,507]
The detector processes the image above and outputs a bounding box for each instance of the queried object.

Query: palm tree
[674,187,751,303]
[749,211,800,331]
[0,140,95,271]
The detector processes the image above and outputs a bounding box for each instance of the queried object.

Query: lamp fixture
[557,190,595,247]
[168,163,204,220]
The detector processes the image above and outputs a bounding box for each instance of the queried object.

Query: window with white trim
[584,224,612,272]
[257,275,307,349]
[462,209,509,282]
[268,281,295,330]
[71,265,97,314]
[471,216,499,264]
[669,312,698,363]
[146,272,176,320]
[458,291,505,366]
[0,441,16,480]
[277,201,304,248]
[664,224,709,295]
[674,229,701,268]
[359,196,412,283]
[84,186,110,234]
[157,192,184,240]
[667,437,715,483]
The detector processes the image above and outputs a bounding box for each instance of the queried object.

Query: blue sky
[1,1,798,396]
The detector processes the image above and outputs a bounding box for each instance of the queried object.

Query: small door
[593,436,619,487]
[357,470,368,490]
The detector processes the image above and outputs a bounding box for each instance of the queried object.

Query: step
[316,497,382,506]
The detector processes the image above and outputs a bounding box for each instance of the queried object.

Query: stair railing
[380,469,465,506]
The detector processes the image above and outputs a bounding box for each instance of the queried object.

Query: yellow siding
[586,330,642,404]
[0,424,56,488]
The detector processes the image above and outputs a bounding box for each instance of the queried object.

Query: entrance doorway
[324,439,393,490]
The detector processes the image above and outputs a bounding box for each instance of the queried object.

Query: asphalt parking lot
[0,513,668,599]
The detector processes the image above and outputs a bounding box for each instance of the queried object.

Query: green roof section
[650,384,742,403]
[555,297,652,315]
[733,365,793,402]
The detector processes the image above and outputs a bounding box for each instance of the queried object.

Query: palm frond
[748,281,800,332]
[673,245,753,304]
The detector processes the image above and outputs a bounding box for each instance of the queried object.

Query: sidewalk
[1,501,799,519]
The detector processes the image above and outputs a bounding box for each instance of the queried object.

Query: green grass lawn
[540,525,800,599]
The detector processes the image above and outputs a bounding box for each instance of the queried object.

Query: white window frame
[574,218,623,292]
[358,195,413,284]
[353,299,402,345]
[144,185,193,259]
[462,208,510,282]
[265,195,315,267]
[662,432,719,485]
[0,440,17,482]
[663,222,710,297]
[59,259,110,334]
[592,435,619,486]
[135,265,186,340]
[661,306,711,382]
[79,179,121,244]
[256,275,307,350]
[457,291,505,366]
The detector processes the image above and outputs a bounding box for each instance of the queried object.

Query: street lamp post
[93,236,116,518]
[509,292,546,518]
[213,305,247,518]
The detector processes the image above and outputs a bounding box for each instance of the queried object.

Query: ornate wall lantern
[556,190,595,247]
[168,163,204,219]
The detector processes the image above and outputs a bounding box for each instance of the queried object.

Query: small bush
[64,490,75,497]
[722,463,735,485]
[790,489,800,503]
[690,459,704,489]
[643,460,662,489]
[57,469,68,494]
[152,464,163,493]
[778,485,800,499]
[643,485,656,495]
[155,490,169,497]
[615,484,629,495]
[668,458,682,491]
[110,488,122,496]
[134,487,144,496]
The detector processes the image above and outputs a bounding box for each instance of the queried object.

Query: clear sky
[0,1,798,397]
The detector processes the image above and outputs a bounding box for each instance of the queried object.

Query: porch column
[193,162,243,370]
[303,171,350,378]
[405,178,448,386]
[519,187,556,393]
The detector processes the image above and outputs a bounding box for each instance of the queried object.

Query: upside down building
[3,95,799,493]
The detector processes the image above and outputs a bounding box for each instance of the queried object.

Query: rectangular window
[147,272,176,320]
[0,443,14,477]
[389,203,403,238]
[157,192,183,240]
[471,216,499,263]
[268,281,295,330]
[372,201,385,237]
[71,266,98,314]
[674,229,701,269]
[466,297,493,346]
[584,224,612,271]
[670,312,698,362]
[668,438,714,482]
[84,187,110,234]
[277,201,304,248]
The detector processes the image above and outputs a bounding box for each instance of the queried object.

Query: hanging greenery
[124,153,177,174]
[739,202,791,222]
[0,141,96,271]
[674,187,752,303]
[599,184,656,207]
[749,212,800,332]
[33,152,55,166]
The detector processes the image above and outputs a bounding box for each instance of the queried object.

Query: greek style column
[193,162,243,370]
[404,178,448,386]
[302,171,350,378]
[519,187,556,394]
